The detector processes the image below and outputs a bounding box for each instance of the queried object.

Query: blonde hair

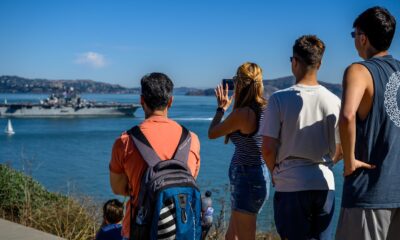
[225,62,267,143]
[233,62,266,109]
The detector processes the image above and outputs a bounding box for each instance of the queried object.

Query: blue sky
[0,0,399,88]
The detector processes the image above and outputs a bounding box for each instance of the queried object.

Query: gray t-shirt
[260,84,341,192]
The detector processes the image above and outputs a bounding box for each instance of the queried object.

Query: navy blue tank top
[342,55,400,208]
[230,104,265,166]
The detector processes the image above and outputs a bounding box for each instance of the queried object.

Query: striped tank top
[230,104,265,166]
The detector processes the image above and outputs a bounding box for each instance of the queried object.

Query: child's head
[103,199,124,224]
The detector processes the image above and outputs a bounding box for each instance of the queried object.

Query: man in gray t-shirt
[261,35,342,240]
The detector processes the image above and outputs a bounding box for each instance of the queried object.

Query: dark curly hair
[103,199,124,224]
[353,6,396,51]
[293,35,325,69]
[141,72,174,111]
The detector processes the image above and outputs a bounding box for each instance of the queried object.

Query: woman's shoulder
[234,104,262,115]
[233,105,255,112]
[230,106,250,118]
[231,106,258,123]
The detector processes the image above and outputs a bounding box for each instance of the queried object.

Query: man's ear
[316,61,322,70]
[140,95,149,112]
[293,57,298,68]
[140,95,145,106]
[167,96,173,108]
[360,34,368,47]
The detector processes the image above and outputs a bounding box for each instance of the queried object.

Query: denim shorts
[228,163,270,214]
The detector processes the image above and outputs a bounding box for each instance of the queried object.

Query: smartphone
[222,79,234,91]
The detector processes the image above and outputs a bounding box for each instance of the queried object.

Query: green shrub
[0,164,100,240]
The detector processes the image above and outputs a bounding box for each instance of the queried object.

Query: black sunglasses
[351,31,364,38]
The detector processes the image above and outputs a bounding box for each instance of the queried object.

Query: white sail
[5,119,15,135]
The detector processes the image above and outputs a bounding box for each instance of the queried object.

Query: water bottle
[201,190,213,226]
[136,206,145,225]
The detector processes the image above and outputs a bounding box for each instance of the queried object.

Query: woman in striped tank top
[208,62,270,240]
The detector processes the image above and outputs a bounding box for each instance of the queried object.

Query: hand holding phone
[222,79,234,91]
[215,82,234,111]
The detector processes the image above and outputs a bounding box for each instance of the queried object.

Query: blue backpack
[128,125,202,240]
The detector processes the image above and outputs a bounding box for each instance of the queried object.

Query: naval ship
[0,92,140,117]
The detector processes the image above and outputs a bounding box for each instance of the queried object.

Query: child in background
[96,199,124,240]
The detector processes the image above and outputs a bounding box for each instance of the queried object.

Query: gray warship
[0,92,140,117]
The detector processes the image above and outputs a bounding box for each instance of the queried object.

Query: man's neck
[366,49,389,59]
[295,71,319,86]
[145,110,168,119]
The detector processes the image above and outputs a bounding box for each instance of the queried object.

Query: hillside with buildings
[0,76,139,94]
[1,75,342,97]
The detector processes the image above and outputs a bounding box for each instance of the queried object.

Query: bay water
[0,93,345,231]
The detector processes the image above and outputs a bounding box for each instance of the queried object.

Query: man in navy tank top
[336,6,400,240]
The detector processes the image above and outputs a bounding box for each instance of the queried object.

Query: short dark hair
[140,72,174,111]
[103,199,124,224]
[293,35,325,68]
[353,6,396,51]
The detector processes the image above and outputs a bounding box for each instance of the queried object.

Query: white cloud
[75,52,106,68]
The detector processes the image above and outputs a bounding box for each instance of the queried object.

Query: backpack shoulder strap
[128,126,161,168]
[172,125,192,165]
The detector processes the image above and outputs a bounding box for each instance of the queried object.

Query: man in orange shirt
[109,72,201,239]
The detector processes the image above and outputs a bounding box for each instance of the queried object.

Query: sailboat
[5,119,15,135]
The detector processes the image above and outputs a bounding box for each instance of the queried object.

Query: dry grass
[0,164,100,240]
